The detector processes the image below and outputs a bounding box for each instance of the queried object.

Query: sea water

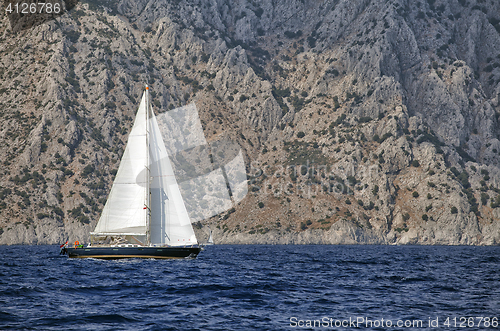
[0,245,498,330]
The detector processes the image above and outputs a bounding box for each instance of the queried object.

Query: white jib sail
[92,92,149,236]
[148,106,198,246]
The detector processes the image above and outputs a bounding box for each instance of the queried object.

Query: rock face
[0,0,499,245]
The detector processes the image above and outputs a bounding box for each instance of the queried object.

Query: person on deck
[59,241,68,255]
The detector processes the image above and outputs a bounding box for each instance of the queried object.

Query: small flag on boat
[60,241,68,248]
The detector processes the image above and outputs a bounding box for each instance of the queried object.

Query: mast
[145,85,151,245]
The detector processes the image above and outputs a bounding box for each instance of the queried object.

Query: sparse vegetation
[1,1,500,247]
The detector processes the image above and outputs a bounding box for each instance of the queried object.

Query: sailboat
[205,226,214,245]
[65,86,201,259]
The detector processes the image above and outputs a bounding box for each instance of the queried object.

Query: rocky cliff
[0,0,499,245]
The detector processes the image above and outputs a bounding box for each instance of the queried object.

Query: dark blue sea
[0,245,499,330]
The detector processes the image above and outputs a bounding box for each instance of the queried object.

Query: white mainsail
[92,88,198,246]
[92,93,149,237]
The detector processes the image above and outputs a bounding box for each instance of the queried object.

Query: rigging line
[145,85,151,246]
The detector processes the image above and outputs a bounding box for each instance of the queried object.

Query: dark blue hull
[65,246,201,259]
